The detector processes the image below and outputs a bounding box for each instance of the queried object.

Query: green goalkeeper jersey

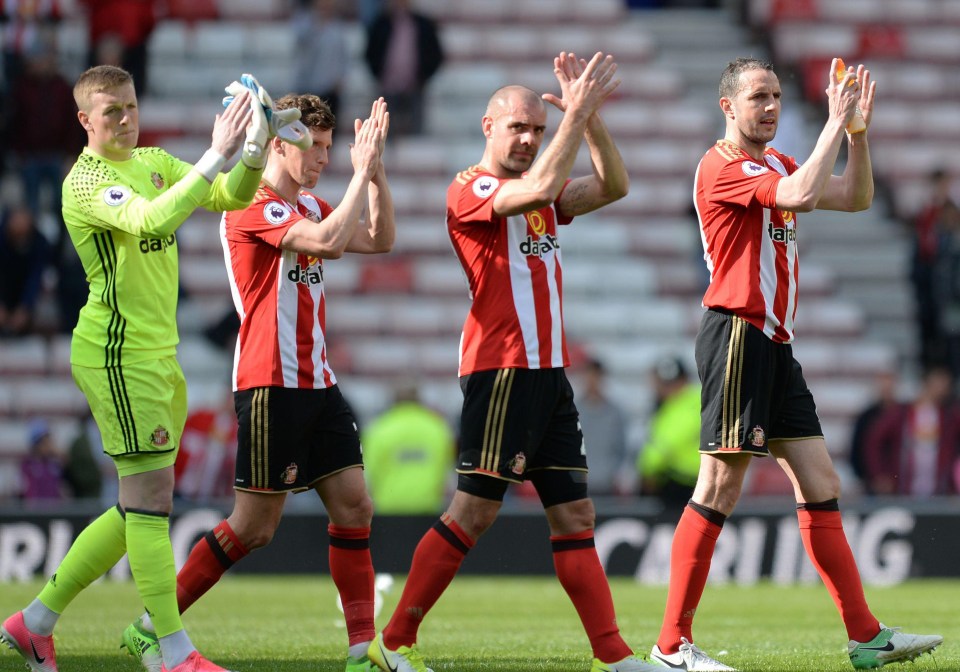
[63,145,260,368]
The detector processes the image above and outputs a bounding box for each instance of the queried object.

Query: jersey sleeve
[449,170,500,225]
[710,158,782,210]
[226,197,304,248]
[67,151,210,238]
[554,178,574,225]
[207,159,262,212]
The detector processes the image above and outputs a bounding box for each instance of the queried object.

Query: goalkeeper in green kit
[0,65,292,672]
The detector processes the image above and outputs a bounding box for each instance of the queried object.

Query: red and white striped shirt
[220,183,336,390]
[695,140,800,343]
[447,165,573,376]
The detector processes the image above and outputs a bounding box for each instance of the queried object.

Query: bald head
[485,85,544,119]
[480,84,548,177]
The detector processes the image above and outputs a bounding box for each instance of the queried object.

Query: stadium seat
[743,458,793,497]
[569,0,625,23]
[166,0,218,22]
[769,0,818,21]
[358,258,414,294]
[49,335,73,375]
[338,377,395,423]
[323,257,363,293]
[631,220,700,259]
[559,217,632,254]
[904,27,960,61]
[327,298,389,336]
[440,24,486,62]
[856,25,905,59]
[773,24,858,62]
[806,379,874,419]
[12,378,88,417]
[385,299,462,337]
[215,0,286,20]
[0,337,48,376]
[178,337,232,378]
[412,259,469,296]
[180,256,232,297]
[192,22,246,61]
[348,338,418,376]
[149,22,189,61]
[455,0,513,24]
[387,138,450,177]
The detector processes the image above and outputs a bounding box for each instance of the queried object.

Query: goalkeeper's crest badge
[151,172,165,189]
[748,425,766,448]
[281,462,299,485]
[509,452,527,475]
[150,426,170,447]
[103,186,131,206]
[264,201,292,225]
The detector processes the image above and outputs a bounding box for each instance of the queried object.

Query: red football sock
[382,515,474,650]
[797,505,880,642]
[657,503,724,654]
[551,530,633,663]
[176,520,248,613]
[328,524,375,646]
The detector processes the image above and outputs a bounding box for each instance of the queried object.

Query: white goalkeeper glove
[223,74,312,157]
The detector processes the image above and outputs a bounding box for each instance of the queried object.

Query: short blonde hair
[73,65,134,111]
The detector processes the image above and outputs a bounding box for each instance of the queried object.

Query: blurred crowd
[0,0,445,339]
[2,0,959,509]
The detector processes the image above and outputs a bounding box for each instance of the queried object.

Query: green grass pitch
[1,576,955,671]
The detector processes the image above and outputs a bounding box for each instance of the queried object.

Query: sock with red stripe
[382,515,474,650]
[328,524,375,646]
[797,500,880,642]
[176,520,249,613]
[657,501,725,655]
[552,530,633,663]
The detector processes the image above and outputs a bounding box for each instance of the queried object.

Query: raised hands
[852,63,876,128]
[827,58,876,132]
[350,98,387,180]
[211,89,254,160]
[542,51,620,119]
[360,97,390,185]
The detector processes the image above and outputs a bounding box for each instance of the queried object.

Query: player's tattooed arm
[557,113,628,218]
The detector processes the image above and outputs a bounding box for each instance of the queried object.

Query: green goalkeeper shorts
[72,356,187,476]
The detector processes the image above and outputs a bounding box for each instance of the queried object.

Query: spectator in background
[358,0,382,26]
[0,204,51,336]
[637,356,701,510]
[577,357,633,497]
[933,200,960,382]
[908,168,954,370]
[364,0,443,136]
[6,38,85,253]
[65,410,117,505]
[20,419,67,504]
[81,0,157,94]
[864,366,960,496]
[174,392,237,503]
[362,383,455,514]
[0,0,62,94]
[847,367,899,495]
[292,0,349,126]
[63,411,104,500]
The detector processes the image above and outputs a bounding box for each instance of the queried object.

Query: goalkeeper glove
[223,74,312,154]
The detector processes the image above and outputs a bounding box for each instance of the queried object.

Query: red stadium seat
[771,0,818,21]
[359,257,414,294]
[856,25,905,59]
[165,0,218,21]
